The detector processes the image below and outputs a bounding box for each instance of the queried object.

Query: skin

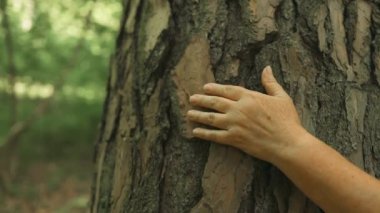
[187,66,380,213]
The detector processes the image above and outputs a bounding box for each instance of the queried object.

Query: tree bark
[91,0,380,212]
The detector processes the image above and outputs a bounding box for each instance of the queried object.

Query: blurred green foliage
[0,0,121,161]
[0,0,121,211]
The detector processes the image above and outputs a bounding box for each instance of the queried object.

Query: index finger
[203,83,245,101]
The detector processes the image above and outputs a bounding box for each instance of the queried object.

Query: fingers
[261,66,288,97]
[203,83,245,101]
[187,110,228,129]
[189,94,233,113]
[192,128,229,144]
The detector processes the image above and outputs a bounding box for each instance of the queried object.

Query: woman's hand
[187,66,305,162]
[188,66,380,213]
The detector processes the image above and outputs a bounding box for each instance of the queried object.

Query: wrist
[268,125,312,166]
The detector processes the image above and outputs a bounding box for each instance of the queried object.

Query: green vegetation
[0,0,121,211]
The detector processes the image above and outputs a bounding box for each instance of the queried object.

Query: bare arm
[187,66,380,213]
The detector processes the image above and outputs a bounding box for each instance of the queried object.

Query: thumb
[261,66,287,97]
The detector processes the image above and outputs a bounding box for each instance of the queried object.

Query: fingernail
[204,83,214,90]
[186,111,192,119]
[265,66,272,74]
[193,128,200,134]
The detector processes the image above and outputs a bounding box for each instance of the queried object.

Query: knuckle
[209,97,217,107]
[228,126,239,136]
[229,127,245,143]
[223,86,232,95]
[207,113,216,124]
[208,112,216,120]
[240,96,255,107]
[210,97,229,111]
[224,130,234,141]
[226,130,239,144]
[238,92,251,102]
[216,98,229,111]
[224,101,231,108]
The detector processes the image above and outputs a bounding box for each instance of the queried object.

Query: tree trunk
[90,0,380,212]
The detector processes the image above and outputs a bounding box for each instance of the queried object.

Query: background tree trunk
[91,0,380,212]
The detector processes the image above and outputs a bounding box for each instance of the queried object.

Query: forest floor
[1,159,92,213]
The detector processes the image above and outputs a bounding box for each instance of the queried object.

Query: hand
[187,66,304,162]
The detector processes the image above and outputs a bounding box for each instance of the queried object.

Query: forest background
[0,0,121,212]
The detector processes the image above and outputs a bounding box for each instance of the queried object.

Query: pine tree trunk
[90,0,380,212]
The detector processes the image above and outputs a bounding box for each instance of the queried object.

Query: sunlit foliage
[0,0,121,210]
[1,0,121,142]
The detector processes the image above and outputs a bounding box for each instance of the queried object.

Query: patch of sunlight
[11,0,23,11]
[21,18,33,31]
[0,78,54,99]
[0,79,103,102]
[11,0,35,32]
[65,25,82,38]
[48,0,118,41]
[92,2,121,31]
[17,81,54,98]
[62,85,102,102]
[46,2,84,40]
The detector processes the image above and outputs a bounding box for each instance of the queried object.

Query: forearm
[271,127,380,213]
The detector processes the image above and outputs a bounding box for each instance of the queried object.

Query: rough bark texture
[91,0,380,212]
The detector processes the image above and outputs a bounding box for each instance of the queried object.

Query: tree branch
[1,0,18,126]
